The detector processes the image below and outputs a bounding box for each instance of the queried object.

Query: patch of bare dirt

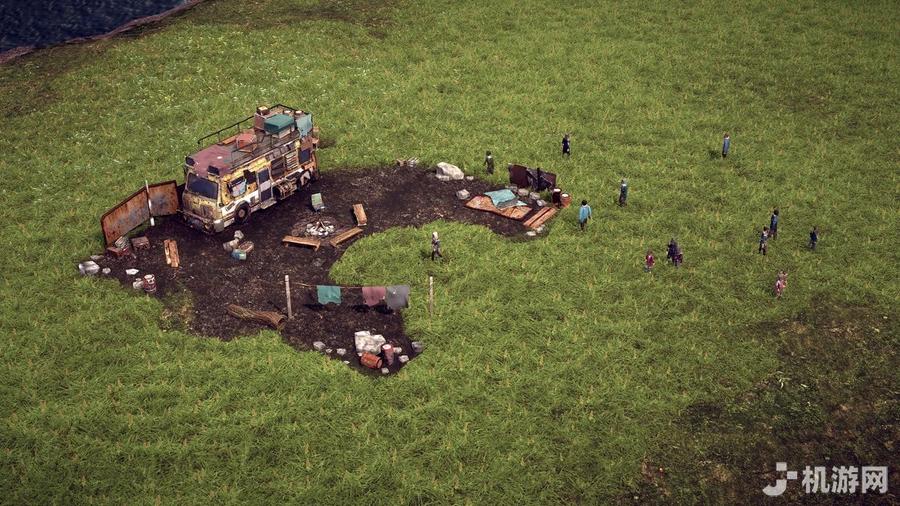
[95,165,547,375]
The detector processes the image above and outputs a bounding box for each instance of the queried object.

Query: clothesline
[290,281,407,289]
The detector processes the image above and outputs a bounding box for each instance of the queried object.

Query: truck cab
[181,104,319,233]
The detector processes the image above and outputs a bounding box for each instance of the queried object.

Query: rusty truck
[101,104,320,244]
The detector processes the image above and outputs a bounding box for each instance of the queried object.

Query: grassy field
[1,0,898,503]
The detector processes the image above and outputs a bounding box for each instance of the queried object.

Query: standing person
[769,208,779,240]
[809,226,819,250]
[722,132,731,158]
[758,226,769,255]
[644,249,655,273]
[562,133,571,156]
[431,231,442,261]
[578,200,592,231]
[618,179,628,207]
[774,270,787,299]
[484,151,495,175]
[667,238,679,264]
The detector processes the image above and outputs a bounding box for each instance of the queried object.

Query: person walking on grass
[722,132,731,158]
[562,133,571,156]
[758,226,769,255]
[431,231,442,261]
[578,200,592,231]
[644,249,655,273]
[618,178,628,207]
[769,208,779,240]
[666,238,679,265]
[809,226,818,250]
[484,151,494,175]
[774,270,788,299]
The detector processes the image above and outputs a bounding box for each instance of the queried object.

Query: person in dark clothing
[809,226,818,250]
[431,231,442,261]
[618,179,628,207]
[722,133,731,158]
[759,226,769,255]
[562,133,571,156]
[484,151,494,175]
[769,208,779,239]
[667,238,678,264]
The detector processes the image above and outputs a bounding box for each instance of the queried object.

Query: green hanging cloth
[316,285,341,305]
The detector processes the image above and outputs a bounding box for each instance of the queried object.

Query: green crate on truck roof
[264,114,294,133]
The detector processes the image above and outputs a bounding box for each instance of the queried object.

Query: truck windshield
[186,174,219,201]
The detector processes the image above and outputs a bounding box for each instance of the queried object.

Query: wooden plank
[282,236,321,251]
[527,207,557,229]
[329,227,364,248]
[163,239,180,268]
[353,204,367,226]
[523,207,551,228]
[464,196,530,221]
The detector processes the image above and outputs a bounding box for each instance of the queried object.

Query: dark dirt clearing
[94,165,549,375]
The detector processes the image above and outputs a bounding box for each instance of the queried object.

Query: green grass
[1,0,898,503]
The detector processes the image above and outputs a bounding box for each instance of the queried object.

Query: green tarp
[295,114,313,137]
[264,114,294,134]
[317,285,341,305]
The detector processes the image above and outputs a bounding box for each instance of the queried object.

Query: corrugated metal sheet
[100,181,179,245]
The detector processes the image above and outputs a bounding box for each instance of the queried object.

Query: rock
[381,368,390,375]
[336,348,346,356]
[398,355,410,364]
[506,185,518,191]
[233,230,244,241]
[223,239,239,252]
[102,268,111,275]
[436,162,464,180]
[78,261,100,276]
[132,279,144,290]
[517,188,530,197]
[354,331,386,354]
[90,255,104,261]
[465,175,474,181]
[394,347,402,355]
[343,360,350,365]
[526,231,537,237]
[536,199,547,207]
[325,348,333,354]
[456,189,470,200]
[125,268,139,276]
[529,192,541,200]
[435,174,450,182]
[411,341,424,353]
[536,225,545,234]
[313,341,326,352]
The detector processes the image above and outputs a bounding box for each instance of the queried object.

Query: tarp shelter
[508,164,557,191]
[485,189,524,209]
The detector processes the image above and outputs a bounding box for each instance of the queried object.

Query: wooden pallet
[353,204,367,226]
[163,239,180,268]
[282,236,321,251]
[523,207,557,229]
[329,227,363,247]
[464,196,531,220]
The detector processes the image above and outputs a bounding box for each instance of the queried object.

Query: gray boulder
[436,162,465,180]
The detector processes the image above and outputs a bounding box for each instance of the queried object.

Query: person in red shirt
[644,249,655,273]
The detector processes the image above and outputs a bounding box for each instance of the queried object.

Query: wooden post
[285,275,293,319]
[428,275,434,317]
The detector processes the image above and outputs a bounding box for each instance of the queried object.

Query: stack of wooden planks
[523,207,557,229]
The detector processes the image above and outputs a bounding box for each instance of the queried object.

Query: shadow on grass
[622,297,899,504]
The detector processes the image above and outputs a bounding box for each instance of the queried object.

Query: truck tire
[235,203,251,224]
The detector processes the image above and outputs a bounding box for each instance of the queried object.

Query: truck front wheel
[235,203,251,224]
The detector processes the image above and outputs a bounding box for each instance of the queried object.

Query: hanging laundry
[385,285,410,310]
[362,286,386,307]
[316,285,341,305]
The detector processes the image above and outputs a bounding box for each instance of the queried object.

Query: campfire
[292,219,336,238]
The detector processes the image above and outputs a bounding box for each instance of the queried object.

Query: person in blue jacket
[722,132,731,158]
[578,200,592,231]
[769,208,779,240]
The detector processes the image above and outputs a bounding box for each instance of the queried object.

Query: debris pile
[354,330,386,355]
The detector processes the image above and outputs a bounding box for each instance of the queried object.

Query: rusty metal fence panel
[100,181,179,245]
